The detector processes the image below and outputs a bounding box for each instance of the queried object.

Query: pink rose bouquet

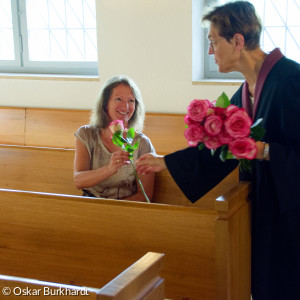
[184,92,265,171]
[109,120,150,202]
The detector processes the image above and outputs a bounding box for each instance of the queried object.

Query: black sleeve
[164,146,238,203]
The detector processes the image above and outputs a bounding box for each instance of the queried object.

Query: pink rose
[187,99,211,122]
[218,128,234,145]
[204,114,223,137]
[204,136,222,150]
[212,106,226,119]
[228,138,257,159]
[184,124,205,147]
[226,105,240,117]
[184,114,198,126]
[224,109,252,139]
[109,120,124,134]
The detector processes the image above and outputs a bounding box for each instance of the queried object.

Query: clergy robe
[165,49,300,300]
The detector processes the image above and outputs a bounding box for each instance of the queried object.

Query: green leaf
[198,143,205,151]
[211,149,216,156]
[112,135,125,147]
[219,145,228,162]
[250,119,266,141]
[126,127,135,140]
[125,144,134,153]
[239,159,252,173]
[133,141,140,150]
[215,92,230,108]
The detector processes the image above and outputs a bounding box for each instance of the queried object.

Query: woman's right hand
[109,150,131,174]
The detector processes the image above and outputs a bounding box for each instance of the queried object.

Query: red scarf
[242,48,284,119]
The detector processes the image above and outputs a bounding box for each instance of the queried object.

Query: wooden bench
[0,183,251,300]
[0,144,238,207]
[0,107,187,155]
[0,252,165,299]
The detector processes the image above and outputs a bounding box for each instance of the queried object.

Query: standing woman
[136,1,300,299]
[74,75,155,202]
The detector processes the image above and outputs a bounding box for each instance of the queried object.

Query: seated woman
[74,75,155,202]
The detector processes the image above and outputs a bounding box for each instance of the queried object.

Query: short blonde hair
[90,75,145,131]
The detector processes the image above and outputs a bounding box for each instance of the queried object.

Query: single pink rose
[187,99,211,122]
[226,104,240,117]
[228,137,257,159]
[212,106,226,119]
[184,124,205,147]
[204,114,223,137]
[109,120,124,134]
[184,114,198,125]
[204,136,222,150]
[224,109,252,139]
[218,128,234,145]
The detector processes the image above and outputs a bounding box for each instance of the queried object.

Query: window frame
[0,0,98,76]
[194,0,300,81]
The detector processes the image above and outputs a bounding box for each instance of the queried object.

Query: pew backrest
[0,107,187,155]
[0,144,238,207]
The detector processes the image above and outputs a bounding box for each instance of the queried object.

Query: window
[194,0,300,80]
[0,0,98,75]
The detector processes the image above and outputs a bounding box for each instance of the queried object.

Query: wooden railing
[0,252,165,300]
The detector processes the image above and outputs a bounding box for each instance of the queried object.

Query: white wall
[0,0,241,114]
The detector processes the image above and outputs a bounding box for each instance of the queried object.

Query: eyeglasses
[208,38,225,52]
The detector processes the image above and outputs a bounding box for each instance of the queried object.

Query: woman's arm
[73,138,129,189]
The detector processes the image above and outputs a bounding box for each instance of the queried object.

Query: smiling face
[208,24,241,73]
[106,83,136,127]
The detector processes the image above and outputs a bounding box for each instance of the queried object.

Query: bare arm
[73,138,129,189]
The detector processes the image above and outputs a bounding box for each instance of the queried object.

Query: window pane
[0,0,15,60]
[25,0,97,62]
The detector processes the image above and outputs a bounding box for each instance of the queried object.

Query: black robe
[165,51,300,300]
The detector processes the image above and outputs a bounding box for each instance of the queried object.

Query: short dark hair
[202,1,262,50]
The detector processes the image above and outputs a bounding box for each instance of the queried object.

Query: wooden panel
[0,145,81,196]
[215,182,251,300]
[153,167,239,209]
[0,107,25,145]
[25,108,90,148]
[143,113,187,155]
[0,189,217,300]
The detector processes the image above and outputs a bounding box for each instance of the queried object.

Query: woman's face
[208,24,240,73]
[106,83,136,127]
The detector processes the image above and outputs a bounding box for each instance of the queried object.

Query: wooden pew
[0,183,251,300]
[0,107,25,145]
[0,107,187,155]
[0,144,238,207]
[0,252,165,299]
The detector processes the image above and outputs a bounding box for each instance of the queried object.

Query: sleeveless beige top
[75,125,155,199]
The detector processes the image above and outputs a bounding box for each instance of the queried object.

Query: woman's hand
[109,150,130,174]
[255,141,269,160]
[135,153,167,175]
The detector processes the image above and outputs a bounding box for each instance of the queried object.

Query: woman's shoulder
[134,131,151,142]
[75,125,99,141]
[134,131,156,154]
